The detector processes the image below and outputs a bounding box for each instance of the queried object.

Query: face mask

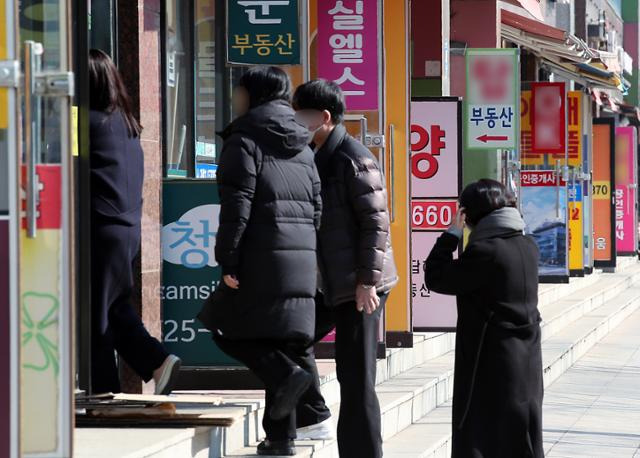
[295,110,324,135]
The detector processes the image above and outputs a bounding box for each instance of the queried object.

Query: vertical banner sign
[162,181,239,366]
[410,98,461,330]
[521,171,569,280]
[615,126,638,255]
[568,181,584,274]
[465,48,518,151]
[568,91,584,274]
[317,0,379,111]
[593,119,616,268]
[567,91,583,167]
[227,0,300,65]
[531,82,566,156]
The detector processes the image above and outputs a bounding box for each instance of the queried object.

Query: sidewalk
[543,306,640,457]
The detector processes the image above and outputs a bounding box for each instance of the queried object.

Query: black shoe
[269,367,313,421]
[257,439,296,456]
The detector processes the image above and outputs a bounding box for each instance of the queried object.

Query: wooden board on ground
[76,393,222,409]
[76,407,239,428]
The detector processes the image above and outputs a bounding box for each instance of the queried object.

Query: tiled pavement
[543,306,640,458]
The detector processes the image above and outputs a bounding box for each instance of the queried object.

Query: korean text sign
[615,127,638,255]
[410,98,461,330]
[521,170,569,279]
[318,0,379,111]
[465,49,518,151]
[592,120,616,268]
[522,90,581,166]
[227,0,300,65]
[162,180,239,366]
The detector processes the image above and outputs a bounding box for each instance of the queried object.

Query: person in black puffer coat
[291,80,398,458]
[211,67,322,457]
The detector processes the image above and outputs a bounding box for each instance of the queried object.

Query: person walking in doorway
[209,67,322,456]
[292,79,398,458]
[425,179,544,458]
[89,49,180,395]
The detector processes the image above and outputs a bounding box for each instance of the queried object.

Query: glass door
[1,0,74,455]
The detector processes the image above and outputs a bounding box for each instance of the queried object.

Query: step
[382,284,640,458]
[543,306,640,457]
[75,261,640,458]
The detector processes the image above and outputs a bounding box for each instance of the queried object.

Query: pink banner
[411,100,459,197]
[317,0,379,111]
[410,98,461,330]
[615,127,638,254]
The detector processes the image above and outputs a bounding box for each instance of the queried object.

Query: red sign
[521,170,566,187]
[21,165,61,230]
[411,200,458,230]
[531,82,566,155]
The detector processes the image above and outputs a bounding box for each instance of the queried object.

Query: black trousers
[91,222,168,394]
[297,293,386,458]
[214,336,319,440]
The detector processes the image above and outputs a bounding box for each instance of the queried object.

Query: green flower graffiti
[22,292,59,376]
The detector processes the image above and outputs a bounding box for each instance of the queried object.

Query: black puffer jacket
[215,100,322,342]
[315,124,398,307]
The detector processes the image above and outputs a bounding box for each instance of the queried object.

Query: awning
[501,10,595,64]
[501,10,623,92]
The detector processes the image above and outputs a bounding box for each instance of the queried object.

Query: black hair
[292,79,346,124]
[459,179,517,226]
[89,49,141,137]
[236,66,292,109]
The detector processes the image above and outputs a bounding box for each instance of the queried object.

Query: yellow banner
[593,181,611,200]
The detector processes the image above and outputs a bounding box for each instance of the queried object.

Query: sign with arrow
[465,48,519,151]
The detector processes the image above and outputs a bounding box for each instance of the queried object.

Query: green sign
[227,0,300,65]
[161,180,238,366]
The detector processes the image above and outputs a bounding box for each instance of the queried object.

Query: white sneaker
[154,355,181,395]
[296,418,336,441]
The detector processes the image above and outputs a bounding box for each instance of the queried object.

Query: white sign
[162,204,220,269]
[465,49,519,150]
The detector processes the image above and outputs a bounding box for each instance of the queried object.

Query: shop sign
[568,182,584,274]
[317,0,379,111]
[161,181,239,366]
[531,82,566,156]
[410,98,461,330]
[227,0,300,65]
[521,170,569,279]
[521,90,580,167]
[615,127,638,255]
[19,165,70,453]
[464,48,518,151]
[592,119,616,268]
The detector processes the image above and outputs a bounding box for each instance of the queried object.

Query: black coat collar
[315,124,347,176]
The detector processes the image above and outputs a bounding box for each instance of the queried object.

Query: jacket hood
[221,100,312,157]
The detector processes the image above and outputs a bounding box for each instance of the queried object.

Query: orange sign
[592,120,616,267]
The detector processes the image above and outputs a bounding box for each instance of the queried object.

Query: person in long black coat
[425,179,544,458]
[210,67,322,457]
[89,49,180,395]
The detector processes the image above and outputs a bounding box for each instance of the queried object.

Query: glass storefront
[163,0,245,179]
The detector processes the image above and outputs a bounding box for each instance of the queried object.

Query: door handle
[23,41,43,239]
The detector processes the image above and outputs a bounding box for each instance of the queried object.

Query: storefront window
[163,0,239,179]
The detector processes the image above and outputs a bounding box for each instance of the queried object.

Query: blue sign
[196,163,218,179]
